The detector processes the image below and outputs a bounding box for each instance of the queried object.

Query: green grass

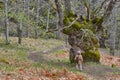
[86,62,119,69]
[51,50,66,55]
[33,62,45,69]
[0,37,66,72]
[108,72,120,75]
[1,37,119,80]
[16,50,28,59]
[0,65,16,72]
[31,49,85,74]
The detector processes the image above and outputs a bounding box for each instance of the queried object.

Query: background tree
[0,0,119,57]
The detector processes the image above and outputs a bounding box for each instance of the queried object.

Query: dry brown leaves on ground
[105,74,120,80]
[100,54,120,68]
[0,68,85,80]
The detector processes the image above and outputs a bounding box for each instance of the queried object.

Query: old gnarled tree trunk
[55,0,117,63]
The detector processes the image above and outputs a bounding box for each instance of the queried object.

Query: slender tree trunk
[35,0,40,39]
[102,0,117,25]
[18,18,22,44]
[55,0,64,39]
[17,0,25,44]
[46,4,50,32]
[23,0,26,11]
[55,0,64,27]
[4,0,10,45]
[56,12,60,39]
[109,7,117,56]
[26,0,30,37]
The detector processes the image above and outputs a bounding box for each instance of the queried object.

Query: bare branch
[83,0,90,20]
[91,0,109,18]
[103,0,117,24]
[47,16,80,32]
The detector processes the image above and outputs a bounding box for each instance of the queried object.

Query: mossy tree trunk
[55,0,117,63]
[67,30,100,63]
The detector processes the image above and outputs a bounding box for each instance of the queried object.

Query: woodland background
[0,0,120,80]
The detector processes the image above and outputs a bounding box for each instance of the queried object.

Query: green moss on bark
[63,12,101,63]
[82,49,100,62]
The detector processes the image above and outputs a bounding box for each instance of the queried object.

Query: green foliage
[81,29,94,37]
[91,17,103,25]
[83,0,89,10]
[63,11,74,26]
[91,37,99,47]
[40,32,56,39]
[9,29,17,36]
[16,50,27,58]
[62,26,76,35]
[63,16,70,26]
[0,2,4,9]
[63,14,85,35]
[72,21,84,29]
[68,11,74,17]
[0,29,5,33]
[63,12,104,35]
[52,50,65,55]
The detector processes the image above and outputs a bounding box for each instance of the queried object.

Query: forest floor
[28,48,120,80]
[0,37,120,80]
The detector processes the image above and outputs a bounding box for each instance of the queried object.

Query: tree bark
[46,3,50,32]
[35,0,40,39]
[26,0,30,37]
[55,0,64,39]
[55,0,118,63]
[17,20,22,44]
[103,0,117,25]
[109,7,117,56]
[4,0,10,45]
[55,0,64,27]
[63,0,71,16]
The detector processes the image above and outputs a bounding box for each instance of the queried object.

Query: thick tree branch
[83,0,90,20]
[47,16,80,32]
[91,0,109,18]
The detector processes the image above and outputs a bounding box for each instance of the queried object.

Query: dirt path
[83,63,120,80]
[28,47,120,80]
